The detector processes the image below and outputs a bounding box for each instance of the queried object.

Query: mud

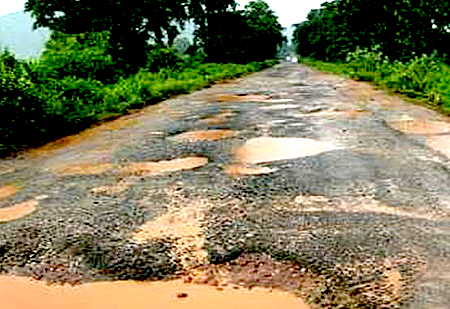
[0,276,308,309]
[259,104,298,111]
[0,200,38,223]
[199,111,234,125]
[0,185,18,200]
[53,163,116,176]
[119,157,208,176]
[235,137,339,164]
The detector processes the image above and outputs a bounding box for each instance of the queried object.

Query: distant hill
[0,11,51,59]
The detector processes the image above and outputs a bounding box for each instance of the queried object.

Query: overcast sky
[1,0,325,28]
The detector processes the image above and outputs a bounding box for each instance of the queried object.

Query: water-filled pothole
[0,200,38,223]
[53,163,116,176]
[387,116,450,135]
[119,157,208,176]
[0,276,307,309]
[0,185,18,200]
[235,137,338,164]
[224,165,277,176]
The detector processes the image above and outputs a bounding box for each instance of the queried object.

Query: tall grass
[300,46,450,114]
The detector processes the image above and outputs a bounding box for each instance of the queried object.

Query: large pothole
[235,137,339,164]
[171,130,237,142]
[119,157,208,176]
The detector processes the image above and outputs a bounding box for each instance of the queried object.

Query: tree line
[293,0,450,63]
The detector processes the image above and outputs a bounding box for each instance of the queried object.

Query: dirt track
[1,62,450,308]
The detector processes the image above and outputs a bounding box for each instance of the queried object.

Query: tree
[25,0,188,70]
[293,0,450,63]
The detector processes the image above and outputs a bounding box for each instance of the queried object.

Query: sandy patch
[225,165,277,176]
[133,189,212,269]
[0,185,18,200]
[260,104,298,111]
[0,200,38,223]
[0,276,308,309]
[171,130,237,142]
[235,137,338,164]
[53,163,115,176]
[119,157,208,176]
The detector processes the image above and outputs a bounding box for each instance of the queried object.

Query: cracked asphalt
[1,62,450,308]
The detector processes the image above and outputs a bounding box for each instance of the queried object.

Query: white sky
[1,0,325,27]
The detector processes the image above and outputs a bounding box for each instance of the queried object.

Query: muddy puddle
[119,157,208,176]
[214,94,272,102]
[0,200,38,223]
[0,185,18,200]
[298,109,370,119]
[0,276,308,309]
[235,137,339,164]
[171,130,237,142]
[53,163,116,176]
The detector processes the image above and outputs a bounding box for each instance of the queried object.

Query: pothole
[0,276,307,309]
[0,200,38,223]
[387,116,450,134]
[259,104,298,111]
[0,185,18,200]
[217,94,272,102]
[53,163,116,176]
[235,137,339,164]
[132,188,212,270]
[171,130,237,142]
[224,165,277,176]
[119,157,208,176]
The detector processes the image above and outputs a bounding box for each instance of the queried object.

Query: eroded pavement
[2,63,450,308]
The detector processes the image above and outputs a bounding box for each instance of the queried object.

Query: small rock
[177,292,188,298]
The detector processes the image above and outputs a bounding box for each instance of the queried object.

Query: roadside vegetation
[0,0,282,157]
[293,0,450,115]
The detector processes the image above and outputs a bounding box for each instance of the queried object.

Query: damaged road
[1,62,450,308]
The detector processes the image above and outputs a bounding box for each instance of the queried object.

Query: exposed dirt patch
[171,130,237,142]
[235,137,338,164]
[224,165,277,177]
[53,163,116,176]
[0,276,308,309]
[119,157,208,176]
[199,111,234,125]
[388,117,450,135]
[133,188,212,270]
[0,185,18,200]
[0,200,38,223]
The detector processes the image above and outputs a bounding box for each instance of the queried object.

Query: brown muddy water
[235,137,339,164]
[0,185,18,200]
[0,200,38,223]
[0,276,309,309]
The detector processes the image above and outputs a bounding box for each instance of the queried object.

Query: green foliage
[299,47,450,114]
[293,0,450,64]
[37,32,122,84]
[0,46,278,157]
[146,47,185,73]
